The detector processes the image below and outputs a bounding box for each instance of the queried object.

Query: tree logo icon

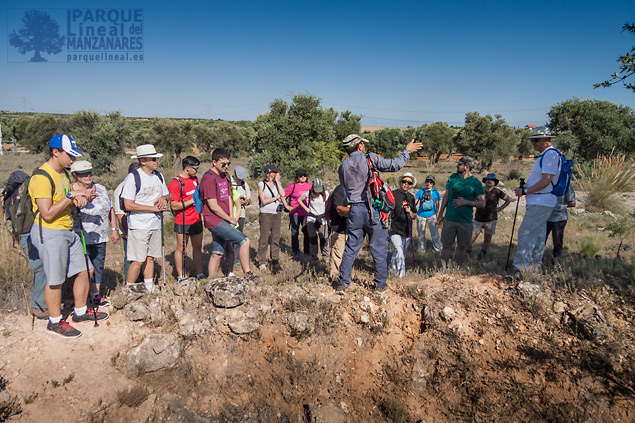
[9,10,65,62]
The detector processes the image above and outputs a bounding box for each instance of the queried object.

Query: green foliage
[150,118,190,161]
[21,114,63,154]
[365,127,407,158]
[575,152,635,211]
[548,98,635,161]
[607,217,634,259]
[594,23,635,93]
[210,121,248,157]
[250,93,340,178]
[454,112,519,170]
[67,110,127,173]
[416,121,455,163]
[516,127,533,159]
[333,110,362,142]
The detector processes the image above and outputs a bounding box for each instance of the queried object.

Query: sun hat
[49,134,83,157]
[424,175,436,184]
[131,144,163,159]
[312,178,324,193]
[263,164,280,174]
[482,173,499,185]
[70,160,94,174]
[528,126,556,139]
[456,156,476,169]
[234,166,249,180]
[342,134,369,149]
[400,172,417,188]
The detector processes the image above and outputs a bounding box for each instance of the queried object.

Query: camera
[276,203,285,213]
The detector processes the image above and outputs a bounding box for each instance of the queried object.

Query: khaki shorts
[473,220,497,236]
[441,219,473,248]
[127,228,162,262]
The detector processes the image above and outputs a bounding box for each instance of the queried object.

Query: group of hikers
[2,126,575,339]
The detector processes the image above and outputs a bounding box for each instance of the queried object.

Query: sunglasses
[144,157,158,162]
[297,174,307,178]
[79,172,93,177]
[218,161,231,167]
[401,180,413,185]
[190,166,199,171]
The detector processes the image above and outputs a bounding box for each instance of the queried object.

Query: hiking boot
[505,270,523,282]
[271,261,281,274]
[196,273,206,280]
[126,283,146,293]
[31,307,50,320]
[176,275,187,282]
[72,309,109,324]
[228,272,235,278]
[334,285,347,295]
[89,294,110,308]
[245,271,261,285]
[46,320,81,339]
[373,284,390,294]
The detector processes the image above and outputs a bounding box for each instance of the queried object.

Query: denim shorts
[209,220,248,256]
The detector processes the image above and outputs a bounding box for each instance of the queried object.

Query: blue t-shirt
[414,188,440,218]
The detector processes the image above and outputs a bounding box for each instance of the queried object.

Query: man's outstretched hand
[406,138,423,153]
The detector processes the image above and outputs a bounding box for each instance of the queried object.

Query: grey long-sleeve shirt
[338,149,411,204]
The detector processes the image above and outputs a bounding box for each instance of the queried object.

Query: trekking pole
[160,211,166,289]
[505,178,525,272]
[181,199,186,276]
[78,215,98,327]
[408,214,416,268]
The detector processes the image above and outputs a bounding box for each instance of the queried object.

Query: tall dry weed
[576,152,635,211]
[0,223,31,309]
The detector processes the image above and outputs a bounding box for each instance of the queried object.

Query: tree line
[2,96,634,176]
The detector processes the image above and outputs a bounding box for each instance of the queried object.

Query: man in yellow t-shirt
[29,134,107,339]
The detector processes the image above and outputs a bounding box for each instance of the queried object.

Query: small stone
[441,306,455,321]
[448,319,463,334]
[356,338,363,347]
[360,313,370,324]
[553,301,567,314]
[125,302,151,321]
[228,319,259,334]
[288,312,309,333]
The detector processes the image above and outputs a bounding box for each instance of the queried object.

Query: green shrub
[576,152,635,211]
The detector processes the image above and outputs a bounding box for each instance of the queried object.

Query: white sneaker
[398,270,405,278]
[258,264,267,271]
[228,272,235,277]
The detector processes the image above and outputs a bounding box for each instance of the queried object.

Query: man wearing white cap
[121,144,169,293]
[29,134,107,339]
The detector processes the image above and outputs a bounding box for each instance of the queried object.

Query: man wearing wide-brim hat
[468,172,514,259]
[510,126,562,278]
[120,144,169,293]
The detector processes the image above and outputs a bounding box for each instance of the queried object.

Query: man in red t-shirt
[168,156,204,281]
[199,148,260,284]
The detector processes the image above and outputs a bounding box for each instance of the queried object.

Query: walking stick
[160,211,166,289]
[78,215,98,327]
[505,178,525,272]
[181,199,186,276]
[408,213,416,268]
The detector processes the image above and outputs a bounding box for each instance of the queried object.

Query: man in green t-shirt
[437,156,485,267]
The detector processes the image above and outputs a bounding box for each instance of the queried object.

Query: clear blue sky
[1,0,634,127]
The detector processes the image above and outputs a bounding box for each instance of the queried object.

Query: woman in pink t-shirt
[284,168,312,260]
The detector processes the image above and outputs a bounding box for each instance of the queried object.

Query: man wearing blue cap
[29,134,107,339]
[468,173,514,258]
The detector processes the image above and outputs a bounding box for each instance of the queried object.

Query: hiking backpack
[119,169,165,212]
[196,170,232,214]
[539,148,573,197]
[171,175,200,216]
[6,168,67,242]
[419,189,435,212]
[366,154,395,228]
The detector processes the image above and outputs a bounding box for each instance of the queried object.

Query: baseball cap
[342,134,369,149]
[263,164,280,174]
[312,178,324,193]
[234,166,249,180]
[456,156,476,169]
[49,134,83,157]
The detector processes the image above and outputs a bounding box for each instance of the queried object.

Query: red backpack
[366,154,395,228]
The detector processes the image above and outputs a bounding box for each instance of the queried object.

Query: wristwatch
[66,192,74,200]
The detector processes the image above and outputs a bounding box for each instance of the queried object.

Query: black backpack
[6,168,67,242]
[119,169,164,212]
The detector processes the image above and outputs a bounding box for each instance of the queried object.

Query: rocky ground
[1,265,634,422]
